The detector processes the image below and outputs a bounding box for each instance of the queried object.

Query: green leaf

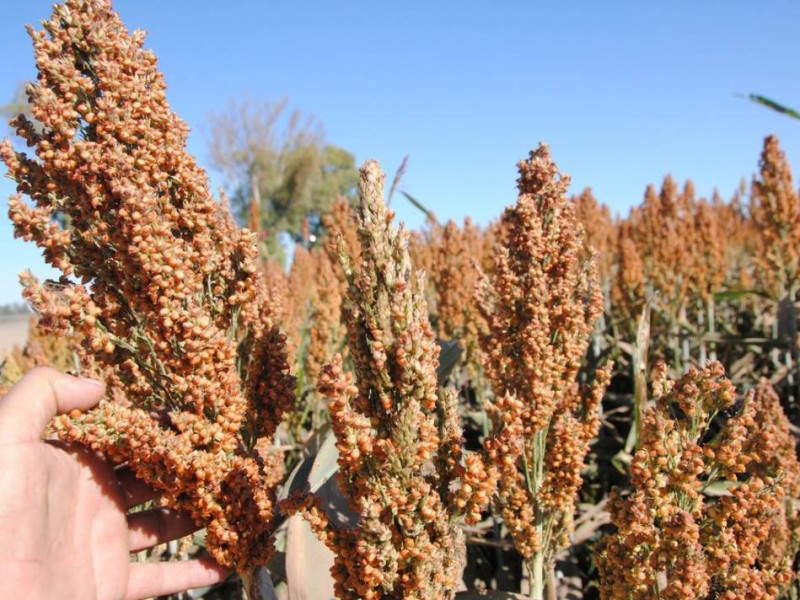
[611,449,633,474]
[626,300,650,454]
[305,430,340,494]
[191,528,207,548]
[615,340,635,357]
[702,479,740,497]
[400,191,438,224]
[436,338,463,385]
[714,288,771,302]
[284,515,336,599]
[280,426,340,500]
[748,94,800,120]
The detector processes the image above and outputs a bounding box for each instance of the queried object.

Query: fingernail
[79,377,104,387]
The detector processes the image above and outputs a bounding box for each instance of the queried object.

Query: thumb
[0,367,104,443]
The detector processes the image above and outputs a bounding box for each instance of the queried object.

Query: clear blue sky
[1,0,799,305]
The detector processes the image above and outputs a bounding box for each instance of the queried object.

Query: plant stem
[528,552,545,600]
[241,567,278,600]
[680,303,690,371]
[524,427,548,600]
[547,563,557,600]
[707,295,716,362]
[629,300,650,452]
[697,299,706,364]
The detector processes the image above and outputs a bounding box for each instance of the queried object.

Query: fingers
[0,367,104,444]
[125,556,230,600]
[128,507,199,553]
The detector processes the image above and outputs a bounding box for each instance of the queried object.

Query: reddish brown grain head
[3,0,294,570]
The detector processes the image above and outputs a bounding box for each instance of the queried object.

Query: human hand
[0,367,230,599]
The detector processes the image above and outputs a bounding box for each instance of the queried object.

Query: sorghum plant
[610,175,744,370]
[477,144,608,599]
[323,196,361,274]
[407,226,438,312]
[572,187,616,293]
[286,160,494,599]
[571,188,616,366]
[288,246,347,440]
[621,178,695,367]
[711,188,755,293]
[611,220,646,336]
[260,257,291,326]
[284,244,317,365]
[596,363,798,599]
[685,197,728,306]
[303,247,346,386]
[750,135,800,300]
[427,218,487,385]
[0,315,85,395]
[748,136,800,402]
[2,0,294,573]
[682,197,730,363]
[749,382,800,593]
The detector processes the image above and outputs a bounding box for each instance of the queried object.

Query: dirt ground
[0,314,29,357]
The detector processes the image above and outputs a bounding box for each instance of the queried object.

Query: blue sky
[0,0,799,305]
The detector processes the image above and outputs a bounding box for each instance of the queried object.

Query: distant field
[0,315,29,356]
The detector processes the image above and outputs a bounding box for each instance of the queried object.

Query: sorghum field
[3,1,800,599]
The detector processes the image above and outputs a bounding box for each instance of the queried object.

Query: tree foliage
[207,97,358,262]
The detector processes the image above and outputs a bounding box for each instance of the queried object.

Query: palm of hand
[0,439,131,599]
[0,368,229,600]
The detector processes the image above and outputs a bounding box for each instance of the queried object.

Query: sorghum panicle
[283,244,317,365]
[426,218,487,382]
[611,220,646,328]
[322,196,361,275]
[291,160,493,600]
[625,177,693,314]
[477,144,608,583]
[2,0,294,570]
[750,135,800,299]
[304,248,346,385]
[596,364,797,599]
[687,197,729,303]
[572,187,616,290]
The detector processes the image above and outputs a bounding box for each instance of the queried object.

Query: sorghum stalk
[477,144,608,599]
[286,160,494,599]
[621,178,695,368]
[750,136,800,401]
[2,0,294,572]
[688,198,728,363]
